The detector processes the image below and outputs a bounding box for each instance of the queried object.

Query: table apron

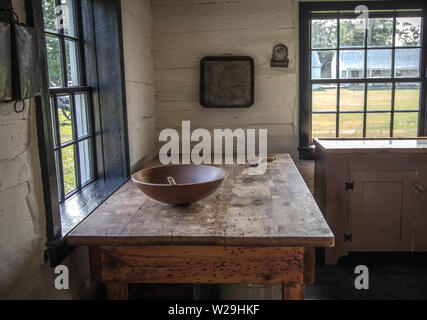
[91,246,305,285]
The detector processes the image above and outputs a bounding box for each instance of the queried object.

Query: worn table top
[315,138,427,154]
[67,154,334,247]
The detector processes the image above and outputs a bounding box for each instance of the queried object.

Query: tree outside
[311,17,421,139]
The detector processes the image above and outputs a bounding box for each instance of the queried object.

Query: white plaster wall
[152,0,299,156]
[0,0,96,300]
[0,99,45,298]
[0,99,94,299]
[122,0,157,172]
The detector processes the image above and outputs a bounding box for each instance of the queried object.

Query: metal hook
[0,7,20,24]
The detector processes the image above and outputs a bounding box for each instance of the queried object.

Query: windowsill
[60,177,128,237]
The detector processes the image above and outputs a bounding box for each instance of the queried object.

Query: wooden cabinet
[314,138,427,264]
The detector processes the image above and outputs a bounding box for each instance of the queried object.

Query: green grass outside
[312,88,419,138]
[58,110,76,195]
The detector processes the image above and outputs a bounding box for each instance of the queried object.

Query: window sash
[50,89,95,202]
[44,0,83,88]
[309,13,424,139]
[43,0,95,203]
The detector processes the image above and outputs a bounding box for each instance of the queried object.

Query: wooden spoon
[167,176,177,186]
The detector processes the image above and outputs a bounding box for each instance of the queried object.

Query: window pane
[340,18,365,48]
[75,93,90,137]
[62,0,77,37]
[339,50,364,79]
[45,36,63,88]
[367,18,393,47]
[50,96,59,146]
[366,113,391,137]
[395,82,421,111]
[79,139,93,185]
[42,0,60,33]
[340,84,365,111]
[65,40,80,86]
[367,83,392,111]
[395,48,420,78]
[312,84,337,112]
[312,19,337,49]
[312,51,336,79]
[61,145,77,194]
[393,113,419,137]
[57,95,73,143]
[312,113,336,138]
[339,113,364,138]
[367,49,392,78]
[54,150,62,198]
[396,17,421,47]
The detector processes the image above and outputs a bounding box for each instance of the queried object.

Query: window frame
[44,0,83,88]
[43,0,96,203]
[50,90,96,202]
[299,1,427,159]
[27,0,129,266]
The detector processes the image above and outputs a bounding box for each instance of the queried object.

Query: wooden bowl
[131,164,227,205]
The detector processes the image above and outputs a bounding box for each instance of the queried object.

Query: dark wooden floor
[306,251,427,300]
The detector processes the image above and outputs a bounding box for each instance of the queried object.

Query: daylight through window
[311,13,423,139]
[43,0,95,202]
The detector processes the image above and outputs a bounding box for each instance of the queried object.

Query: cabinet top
[314,138,427,154]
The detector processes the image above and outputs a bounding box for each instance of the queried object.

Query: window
[26,0,129,264]
[299,2,427,157]
[312,15,423,138]
[34,0,130,251]
[43,0,95,202]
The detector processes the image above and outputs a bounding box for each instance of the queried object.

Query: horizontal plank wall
[152,0,299,156]
[121,0,157,172]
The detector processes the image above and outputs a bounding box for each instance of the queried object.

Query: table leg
[304,247,315,285]
[106,283,128,300]
[282,283,304,300]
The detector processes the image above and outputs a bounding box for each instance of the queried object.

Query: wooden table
[67,154,334,300]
